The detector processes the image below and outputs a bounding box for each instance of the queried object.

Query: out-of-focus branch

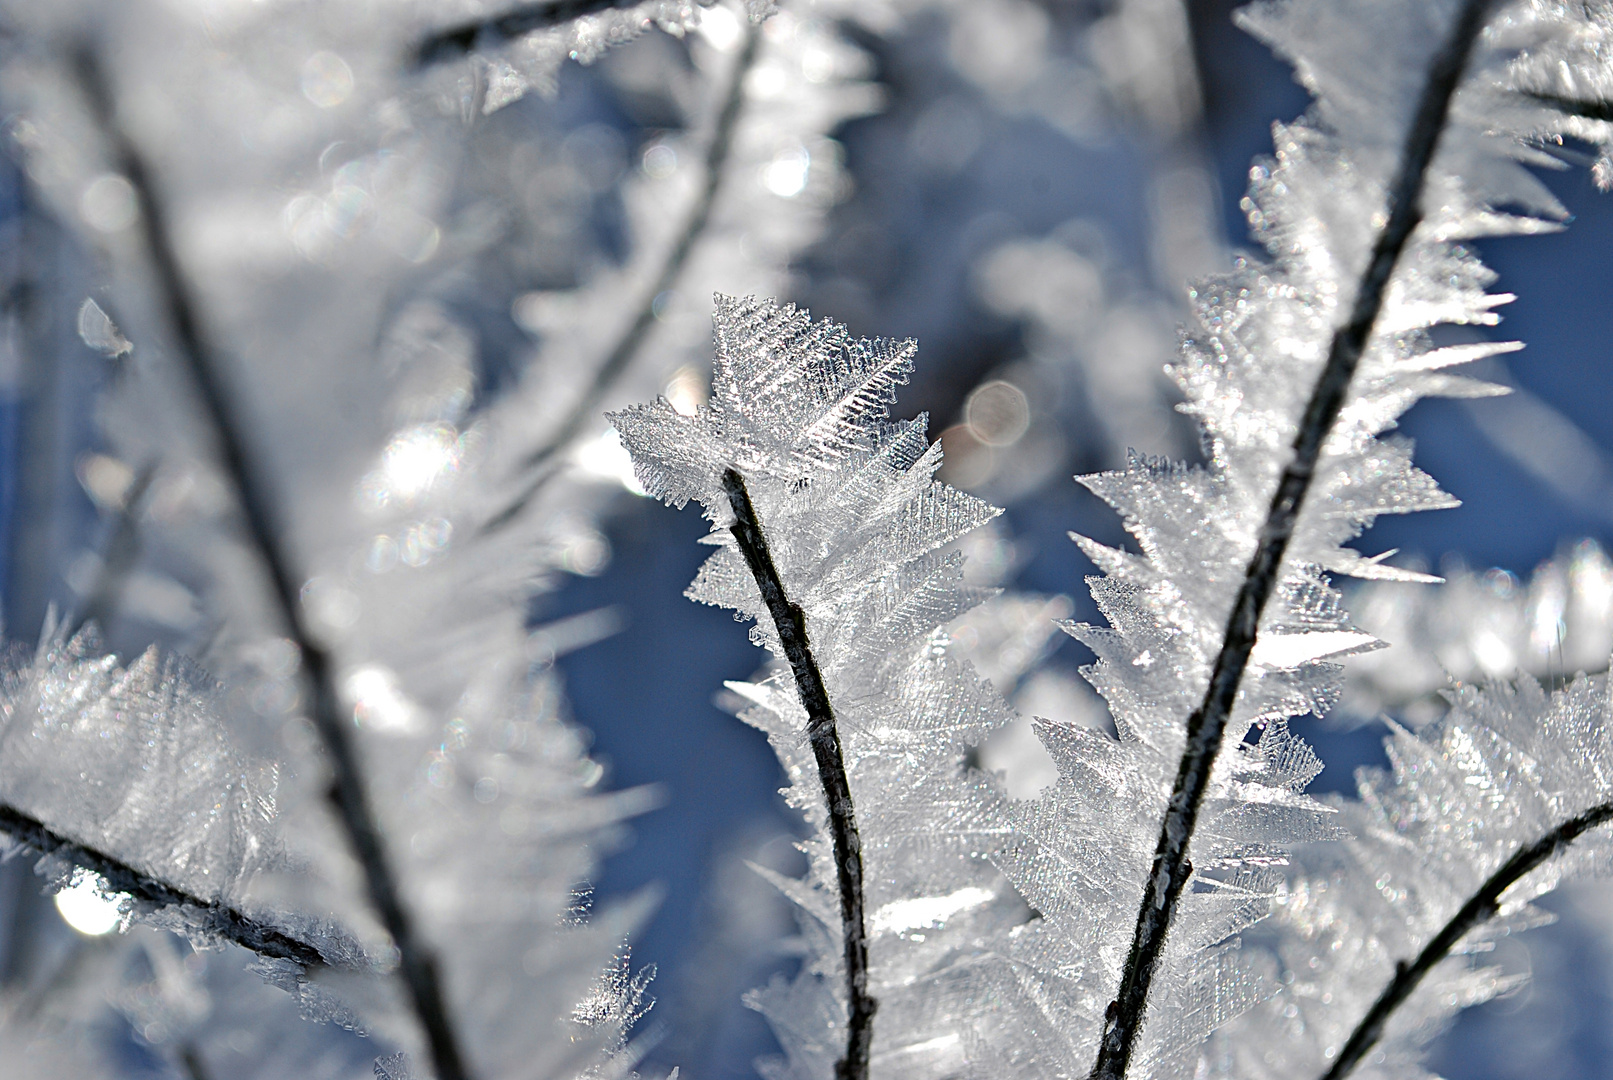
[1520,90,1613,121]
[70,45,475,1080]
[413,0,656,69]
[483,22,762,533]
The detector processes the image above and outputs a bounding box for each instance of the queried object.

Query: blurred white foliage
[0,0,822,1075]
[1344,540,1613,723]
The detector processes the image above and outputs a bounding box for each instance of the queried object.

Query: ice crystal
[614,296,1071,1079]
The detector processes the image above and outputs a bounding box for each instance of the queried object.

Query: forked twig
[722,468,876,1080]
[0,800,339,971]
[71,46,474,1080]
[1321,800,1613,1080]
[1089,3,1495,1077]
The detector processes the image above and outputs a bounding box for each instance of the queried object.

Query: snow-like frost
[0,624,284,920]
[613,293,1347,1079]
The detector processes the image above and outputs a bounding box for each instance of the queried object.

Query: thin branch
[177,1044,213,1080]
[481,23,763,536]
[0,800,337,970]
[1088,4,1495,1078]
[1321,800,1613,1080]
[413,0,651,69]
[70,47,474,1080]
[1520,89,1613,121]
[721,468,876,1080]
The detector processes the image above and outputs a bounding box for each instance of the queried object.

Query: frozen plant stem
[722,468,876,1080]
[1321,800,1613,1080]
[485,23,764,534]
[71,46,475,1080]
[0,800,336,970]
[1089,3,1494,1078]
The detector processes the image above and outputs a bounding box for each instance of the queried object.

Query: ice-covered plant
[10,0,1613,1078]
[614,3,1613,1080]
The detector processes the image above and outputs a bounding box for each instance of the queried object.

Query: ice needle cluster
[0,623,285,938]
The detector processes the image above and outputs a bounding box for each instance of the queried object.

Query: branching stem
[0,800,338,971]
[722,468,876,1080]
[1089,4,1493,1078]
[72,46,474,1080]
[1321,800,1613,1080]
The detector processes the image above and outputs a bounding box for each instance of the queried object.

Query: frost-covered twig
[486,21,764,533]
[722,468,875,1080]
[1321,799,1613,1080]
[0,800,335,971]
[72,46,473,1080]
[1093,3,1493,1077]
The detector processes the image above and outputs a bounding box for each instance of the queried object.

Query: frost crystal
[1344,540,1613,720]
[616,297,1057,1079]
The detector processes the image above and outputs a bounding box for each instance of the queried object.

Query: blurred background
[2,0,1613,1077]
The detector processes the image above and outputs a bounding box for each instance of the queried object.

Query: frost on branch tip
[615,296,1067,1079]
[612,294,927,519]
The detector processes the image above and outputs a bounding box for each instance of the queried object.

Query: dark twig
[413,0,650,69]
[0,800,336,970]
[71,47,474,1080]
[1321,800,1613,1080]
[177,1044,212,1080]
[722,468,876,1080]
[1089,4,1494,1078]
[1520,89,1613,121]
[482,23,763,535]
